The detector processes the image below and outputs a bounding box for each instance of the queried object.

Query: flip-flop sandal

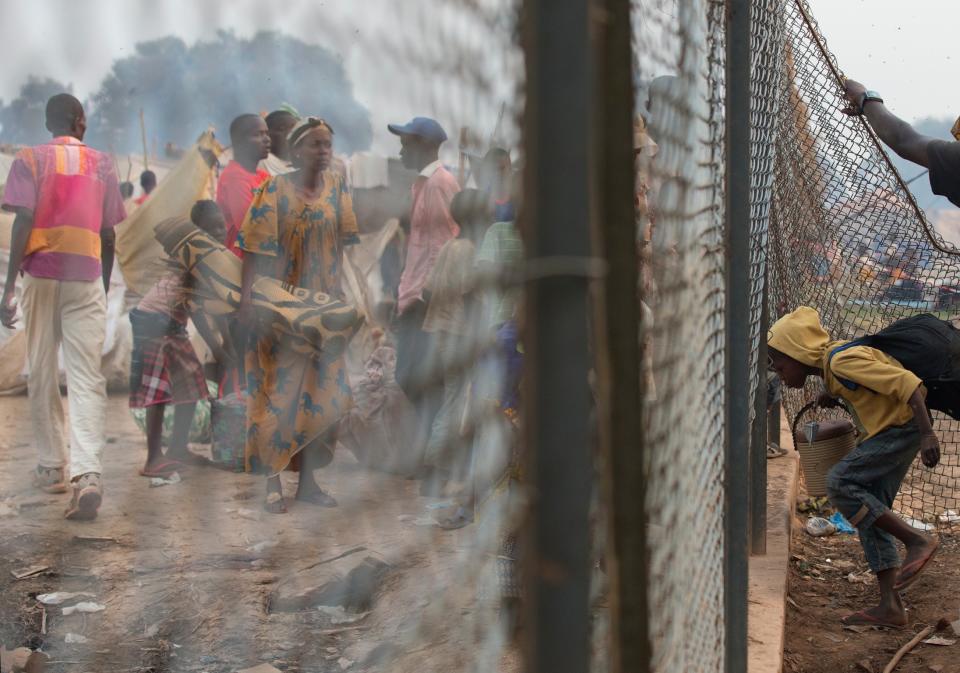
[840,610,906,630]
[64,475,103,522]
[894,539,940,592]
[138,460,184,478]
[436,506,474,530]
[264,491,287,514]
[766,443,788,459]
[33,466,69,494]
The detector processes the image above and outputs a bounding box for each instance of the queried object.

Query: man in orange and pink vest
[1,94,126,520]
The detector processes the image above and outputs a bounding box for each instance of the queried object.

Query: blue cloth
[828,511,856,535]
[495,320,522,413]
[825,422,920,572]
[492,200,515,223]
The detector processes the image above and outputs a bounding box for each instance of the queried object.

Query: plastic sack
[828,511,856,534]
[130,380,217,444]
[804,516,836,537]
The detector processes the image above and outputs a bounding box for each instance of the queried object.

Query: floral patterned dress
[237,170,359,475]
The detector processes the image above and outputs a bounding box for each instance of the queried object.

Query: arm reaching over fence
[843,78,960,207]
[842,79,935,167]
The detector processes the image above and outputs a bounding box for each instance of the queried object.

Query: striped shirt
[397,161,461,314]
[2,136,126,281]
[475,220,523,326]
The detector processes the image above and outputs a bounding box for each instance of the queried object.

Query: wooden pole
[458,126,469,187]
[108,143,121,180]
[139,108,149,172]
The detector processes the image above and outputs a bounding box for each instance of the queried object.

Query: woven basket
[792,401,857,497]
[795,430,856,496]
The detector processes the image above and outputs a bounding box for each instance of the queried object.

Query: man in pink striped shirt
[1,94,126,521]
[388,117,460,491]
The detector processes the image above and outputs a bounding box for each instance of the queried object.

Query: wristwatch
[858,90,884,115]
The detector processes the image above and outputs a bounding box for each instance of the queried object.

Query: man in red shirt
[216,114,271,257]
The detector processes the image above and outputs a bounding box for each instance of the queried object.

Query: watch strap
[859,90,884,114]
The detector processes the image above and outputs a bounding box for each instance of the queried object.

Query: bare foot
[264,476,286,514]
[440,479,469,499]
[165,449,211,467]
[295,487,338,507]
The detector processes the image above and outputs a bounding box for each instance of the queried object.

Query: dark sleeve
[927,140,960,208]
[380,236,402,299]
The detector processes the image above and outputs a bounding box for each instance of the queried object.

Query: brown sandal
[64,473,103,521]
[33,465,68,494]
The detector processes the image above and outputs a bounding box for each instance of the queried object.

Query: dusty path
[0,394,519,673]
[783,513,959,673]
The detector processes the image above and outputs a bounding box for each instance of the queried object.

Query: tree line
[0,31,372,155]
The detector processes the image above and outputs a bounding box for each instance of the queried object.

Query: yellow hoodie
[768,306,922,439]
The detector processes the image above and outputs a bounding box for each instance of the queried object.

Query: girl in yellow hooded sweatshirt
[768,306,940,629]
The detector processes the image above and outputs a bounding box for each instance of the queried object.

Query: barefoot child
[129,201,230,477]
[768,306,941,628]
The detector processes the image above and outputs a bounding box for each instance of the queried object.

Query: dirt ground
[0,394,520,673]
[783,511,960,673]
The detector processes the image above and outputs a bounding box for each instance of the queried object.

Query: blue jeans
[825,422,920,572]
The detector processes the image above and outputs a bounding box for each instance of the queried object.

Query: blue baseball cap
[387,117,448,145]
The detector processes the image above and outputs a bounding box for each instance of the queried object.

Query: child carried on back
[768,306,941,629]
[129,200,230,477]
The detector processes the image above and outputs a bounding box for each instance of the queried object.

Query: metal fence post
[594,0,649,670]
[750,272,769,556]
[768,396,781,448]
[724,0,752,670]
[521,1,594,672]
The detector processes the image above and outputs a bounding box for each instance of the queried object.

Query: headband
[287,116,335,148]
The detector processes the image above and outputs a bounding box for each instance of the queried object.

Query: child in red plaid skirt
[130,201,232,477]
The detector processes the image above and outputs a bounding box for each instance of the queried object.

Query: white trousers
[21,274,107,480]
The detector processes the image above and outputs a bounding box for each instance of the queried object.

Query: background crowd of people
[0,92,523,525]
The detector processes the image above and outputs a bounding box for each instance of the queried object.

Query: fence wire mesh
[0,2,528,672]
[633,1,727,670]
[768,0,960,525]
[6,0,958,672]
[748,0,784,421]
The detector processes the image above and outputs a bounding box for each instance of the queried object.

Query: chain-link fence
[4,1,957,672]
[768,0,960,524]
[0,3,529,673]
[633,0,728,670]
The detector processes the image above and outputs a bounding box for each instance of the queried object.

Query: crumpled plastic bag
[804,516,836,537]
[828,511,855,534]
